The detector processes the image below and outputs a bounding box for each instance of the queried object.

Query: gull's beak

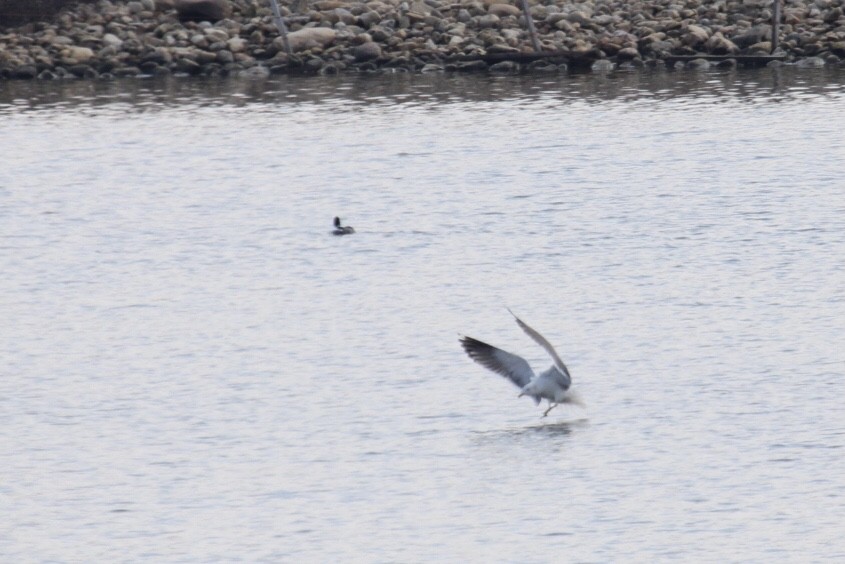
[517,392,524,398]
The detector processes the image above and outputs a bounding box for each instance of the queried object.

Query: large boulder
[173,0,231,22]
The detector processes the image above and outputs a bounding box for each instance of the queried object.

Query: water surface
[1,68,844,561]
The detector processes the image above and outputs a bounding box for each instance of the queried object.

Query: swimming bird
[460,309,582,417]
[332,216,355,235]
[332,217,355,235]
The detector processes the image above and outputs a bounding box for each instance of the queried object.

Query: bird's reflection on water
[473,418,589,442]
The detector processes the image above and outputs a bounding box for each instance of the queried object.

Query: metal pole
[268,0,293,57]
[519,0,542,52]
[771,0,781,54]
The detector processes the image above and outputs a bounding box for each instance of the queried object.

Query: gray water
[2,68,844,562]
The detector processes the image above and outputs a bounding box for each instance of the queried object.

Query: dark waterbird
[332,217,355,236]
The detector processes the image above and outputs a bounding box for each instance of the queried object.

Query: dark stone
[69,64,97,78]
[353,41,381,62]
[173,0,232,23]
[489,60,519,73]
[456,60,488,71]
[11,65,38,79]
[113,66,142,77]
[731,26,771,49]
[175,57,201,74]
[0,0,98,26]
[138,61,160,73]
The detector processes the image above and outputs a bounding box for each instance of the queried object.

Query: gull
[332,216,355,235]
[460,309,583,417]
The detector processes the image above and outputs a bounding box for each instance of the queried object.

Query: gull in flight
[460,309,583,417]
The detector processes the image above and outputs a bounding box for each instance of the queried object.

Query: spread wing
[508,309,571,384]
[460,336,535,389]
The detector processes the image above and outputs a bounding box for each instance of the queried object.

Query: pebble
[0,0,840,80]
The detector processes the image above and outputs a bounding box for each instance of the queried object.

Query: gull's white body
[460,310,581,416]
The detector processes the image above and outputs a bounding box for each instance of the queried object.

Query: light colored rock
[796,56,825,67]
[705,32,739,54]
[683,24,710,47]
[204,28,229,42]
[102,33,123,48]
[284,27,338,52]
[488,4,521,17]
[591,59,615,72]
[63,46,95,63]
[226,37,246,53]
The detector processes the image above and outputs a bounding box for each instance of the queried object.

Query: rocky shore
[1,0,844,79]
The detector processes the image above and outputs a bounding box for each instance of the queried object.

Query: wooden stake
[771,0,781,54]
[268,0,293,57]
[519,0,542,52]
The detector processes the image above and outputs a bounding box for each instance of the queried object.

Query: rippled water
[2,68,844,561]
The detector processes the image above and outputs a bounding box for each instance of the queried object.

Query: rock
[731,26,770,49]
[113,66,142,77]
[238,65,270,79]
[487,43,518,53]
[456,60,487,71]
[203,28,229,43]
[527,60,559,72]
[227,37,246,53]
[174,0,232,23]
[683,24,710,47]
[285,28,337,52]
[102,33,124,48]
[369,26,392,42]
[474,14,500,28]
[591,59,615,72]
[796,56,825,67]
[62,46,95,64]
[353,41,382,61]
[488,4,521,18]
[746,41,772,54]
[11,65,38,79]
[687,58,710,70]
[617,47,640,60]
[358,11,381,28]
[489,60,519,72]
[705,33,739,55]
[175,57,202,73]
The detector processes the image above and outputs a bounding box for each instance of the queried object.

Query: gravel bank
[1,0,844,79]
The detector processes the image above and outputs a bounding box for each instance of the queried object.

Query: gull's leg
[542,402,558,417]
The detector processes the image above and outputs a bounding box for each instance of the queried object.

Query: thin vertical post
[268,0,293,57]
[771,0,781,54]
[519,0,542,52]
